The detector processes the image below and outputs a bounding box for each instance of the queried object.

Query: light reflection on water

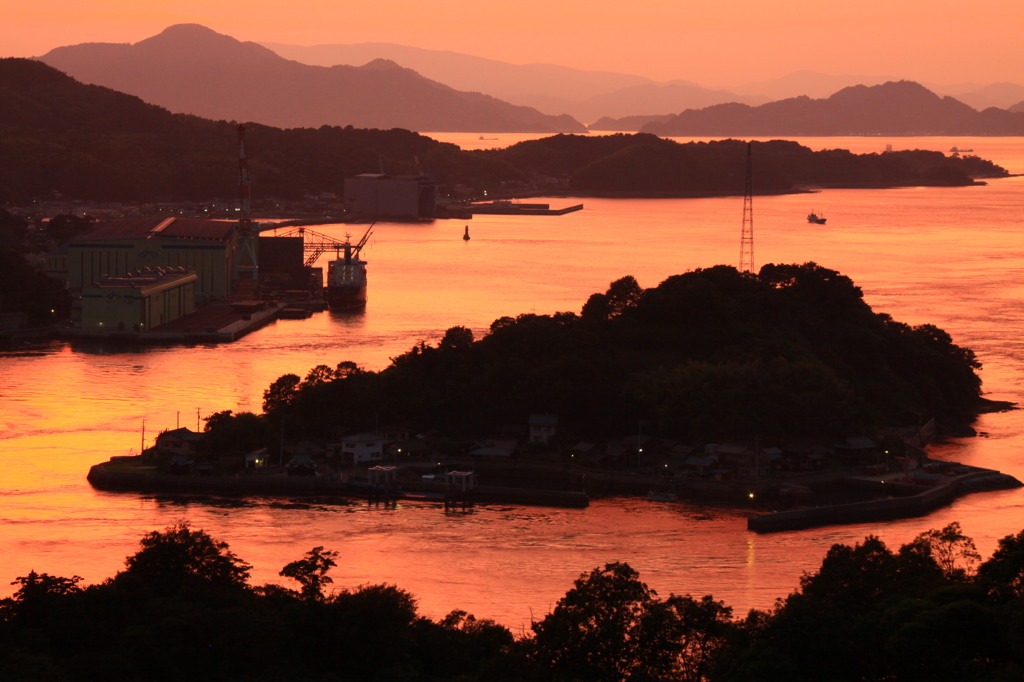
[1,137,1023,630]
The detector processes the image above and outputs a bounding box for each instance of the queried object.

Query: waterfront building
[49,217,245,302]
[79,267,197,331]
[344,174,436,220]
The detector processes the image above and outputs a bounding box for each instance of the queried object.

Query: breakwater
[748,468,1022,533]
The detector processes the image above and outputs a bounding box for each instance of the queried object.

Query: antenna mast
[739,142,755,274]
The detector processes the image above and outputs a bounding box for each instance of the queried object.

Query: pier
[466,201,584,216]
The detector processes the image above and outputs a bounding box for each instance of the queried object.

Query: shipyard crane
[276,224,374,268]
[234,124,259,282]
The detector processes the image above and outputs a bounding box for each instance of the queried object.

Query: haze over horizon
[5,0,1022,88]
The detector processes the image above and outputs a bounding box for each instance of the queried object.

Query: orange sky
[4,0,1023,86]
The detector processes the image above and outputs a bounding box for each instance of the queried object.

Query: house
[335,432,385,465]
[469,439,517,458]
[154,427,203,456]
[244,448,269,470]
[834,436,880,463]
[286,453,317,476]
[528,413,558,445]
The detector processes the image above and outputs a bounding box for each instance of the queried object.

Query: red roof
[75,218,236,242]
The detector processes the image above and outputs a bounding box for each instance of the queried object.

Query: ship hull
[326,284,367,310]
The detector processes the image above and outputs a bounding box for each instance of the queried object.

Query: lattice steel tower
[739,141,755,273]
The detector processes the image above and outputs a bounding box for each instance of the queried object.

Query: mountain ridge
[39,24,586,133]
[638,81,1024,136]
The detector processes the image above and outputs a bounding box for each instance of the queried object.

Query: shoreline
[86,455,1021,527]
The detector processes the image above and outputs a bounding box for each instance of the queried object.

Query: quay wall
[87,463,589,508]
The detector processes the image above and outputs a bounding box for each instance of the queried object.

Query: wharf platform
[464,199,585,215]
[59,301,288,344]
[465,201,584,216]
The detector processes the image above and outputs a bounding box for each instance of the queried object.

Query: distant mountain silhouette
[1011,101,1024,114]
[641,81,1024,136]
[588,114,674,132]
[943,82,1024,111]
[262,41,761,123]
[731,70,896,100]
[38,24,585,133]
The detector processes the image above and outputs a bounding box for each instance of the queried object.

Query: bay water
[1,136,1022,629]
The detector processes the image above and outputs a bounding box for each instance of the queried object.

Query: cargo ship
[326,225,373,310]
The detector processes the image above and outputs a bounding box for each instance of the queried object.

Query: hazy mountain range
[31,24,1024,134]
[637,81,1024,137]
[264,42,1024,121]
[38,24,585,133]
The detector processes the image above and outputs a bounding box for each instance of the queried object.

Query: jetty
[467,201,583,216]
[747,463,1021,532]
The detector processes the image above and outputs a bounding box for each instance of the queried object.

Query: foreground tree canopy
[5,522,1024,680]
[255,263,982,444]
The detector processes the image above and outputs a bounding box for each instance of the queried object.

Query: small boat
[463,225,470,241]
[807,211,827,225]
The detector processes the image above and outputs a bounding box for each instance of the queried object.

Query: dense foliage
[259,263,982,444]
[0,59,1008,203]
[6,522,1024,680]
[0,210,72,325]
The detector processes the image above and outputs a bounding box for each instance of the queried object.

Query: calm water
[1,136,1023,630]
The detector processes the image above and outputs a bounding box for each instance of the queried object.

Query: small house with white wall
[337,432,385,464]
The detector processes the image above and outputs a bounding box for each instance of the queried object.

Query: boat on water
[807,211,827,225]
[326,224,374,310]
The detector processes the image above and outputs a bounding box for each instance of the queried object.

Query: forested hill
[261,264,984,444]
[0,58,1009,204]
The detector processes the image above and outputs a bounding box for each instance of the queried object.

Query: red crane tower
[234,124,259,283]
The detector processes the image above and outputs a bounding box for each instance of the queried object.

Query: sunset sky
[4,0,1022,87]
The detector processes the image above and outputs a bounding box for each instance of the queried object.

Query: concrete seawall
[87,463,589,508]
[747,469,1022,532]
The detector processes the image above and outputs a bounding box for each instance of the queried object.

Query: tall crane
[234,124,259,282]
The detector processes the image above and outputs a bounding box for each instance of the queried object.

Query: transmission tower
[739,141,755,273]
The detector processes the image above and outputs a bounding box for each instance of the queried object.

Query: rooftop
[73,217,237,242]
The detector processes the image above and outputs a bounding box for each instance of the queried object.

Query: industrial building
[48,217,244,302]
[344,174,436,220]
[79,267,198,331]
